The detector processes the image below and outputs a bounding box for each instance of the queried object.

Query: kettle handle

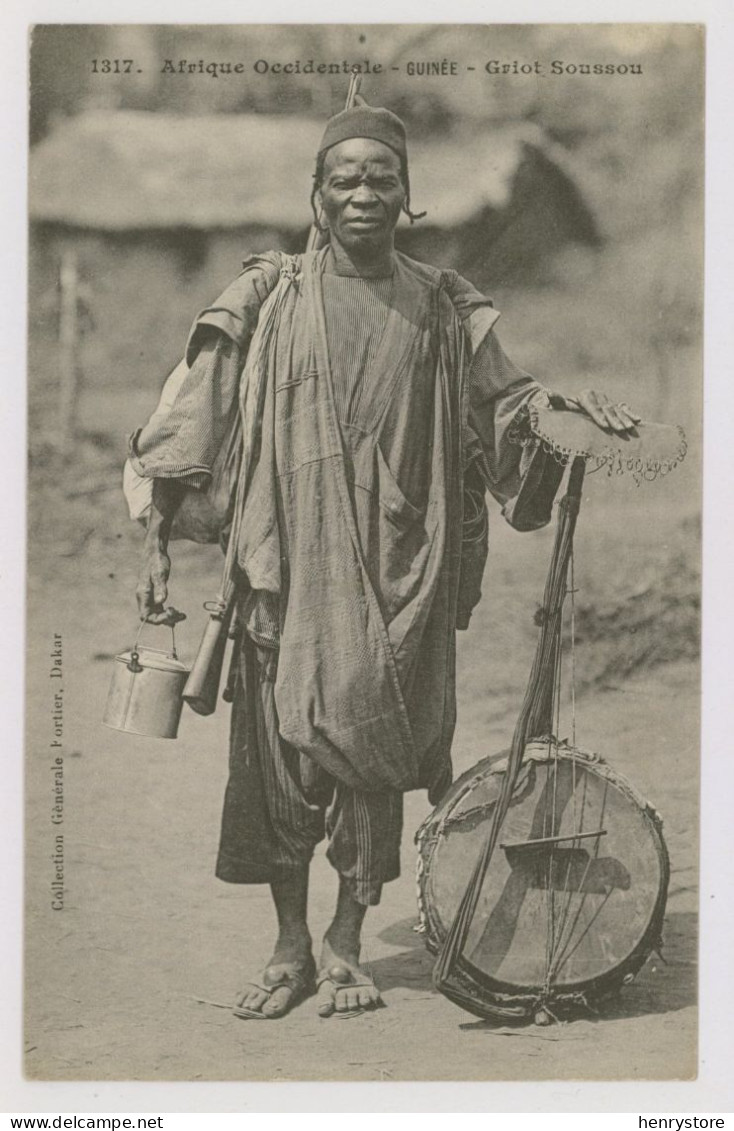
[130,620,179,667]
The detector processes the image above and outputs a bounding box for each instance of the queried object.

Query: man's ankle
[322,923,362,963]
[279,923,311,941]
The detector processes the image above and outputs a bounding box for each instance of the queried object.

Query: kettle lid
[116,647,190,674]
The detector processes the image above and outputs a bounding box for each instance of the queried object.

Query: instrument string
[570,544,579,853]
[543,735,555,977]
[556,548,582,968]
[550,780,579,979]
[553,628,564,942]
[544,582,566,993]
[552,889,613,975]
[434,459,587,999]
[550,776,611,979]
[546,527,588,986]
[543,512,569,982]
[551,657,580,973]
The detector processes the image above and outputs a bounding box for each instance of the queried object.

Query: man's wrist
[143,522,169,555]
[145,479,185,550]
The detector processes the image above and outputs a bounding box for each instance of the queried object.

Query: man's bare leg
[317,877,383,1015]
[235,865,315,1018]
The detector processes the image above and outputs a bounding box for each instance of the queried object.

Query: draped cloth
[130,247,564,804]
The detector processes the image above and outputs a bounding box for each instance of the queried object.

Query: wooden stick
[500,829,607,850]
[58,245,80,457]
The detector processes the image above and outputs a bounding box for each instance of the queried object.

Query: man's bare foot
[316,929,383,1017]
[235,931,316,1019]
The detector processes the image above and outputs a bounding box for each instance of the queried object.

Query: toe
[358,986,379,1010]
[236,986,268,1013]
[355,987,370,1009]
[333,992,347,1013]
[261,985,293,1018]
[316,981,335,1017]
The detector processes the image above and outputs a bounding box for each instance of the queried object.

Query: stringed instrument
[417,404,687,1024]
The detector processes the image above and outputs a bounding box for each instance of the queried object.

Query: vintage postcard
[24,23,702,1084]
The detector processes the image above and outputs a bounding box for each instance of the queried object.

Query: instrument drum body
[416,742,669,1021]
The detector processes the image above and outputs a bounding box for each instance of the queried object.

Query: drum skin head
[416,744,670,1020]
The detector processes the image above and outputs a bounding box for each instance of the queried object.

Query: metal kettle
[103,623,190,739]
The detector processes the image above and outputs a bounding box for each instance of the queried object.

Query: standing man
[129,105,638,1019]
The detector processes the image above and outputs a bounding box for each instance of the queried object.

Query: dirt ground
[23,441,699,1083]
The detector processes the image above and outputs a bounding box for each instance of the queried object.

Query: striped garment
[322,273,394,427]
[217,637,403,906]
[236,272,397,650]
[131,248,562,902]
[218,275,406,905]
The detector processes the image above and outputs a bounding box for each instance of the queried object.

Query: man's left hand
[550,389,641,436]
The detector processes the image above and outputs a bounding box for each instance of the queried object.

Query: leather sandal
[316,962,384,1019]
[233,959,316,1020]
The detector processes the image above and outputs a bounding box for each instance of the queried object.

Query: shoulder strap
[185,251,284,365]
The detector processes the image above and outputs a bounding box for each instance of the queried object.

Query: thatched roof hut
[28,110,601,412]
[30,110,599,279]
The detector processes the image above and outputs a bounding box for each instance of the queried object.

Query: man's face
[318,138,406,255]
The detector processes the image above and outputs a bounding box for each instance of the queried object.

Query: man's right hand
[136,547,186,625]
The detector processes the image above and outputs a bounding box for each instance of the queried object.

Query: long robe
[130,247,563,803]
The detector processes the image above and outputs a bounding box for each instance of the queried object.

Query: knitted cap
[318,105,407,161]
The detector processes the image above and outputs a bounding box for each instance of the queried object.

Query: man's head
[311,104,424,257]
